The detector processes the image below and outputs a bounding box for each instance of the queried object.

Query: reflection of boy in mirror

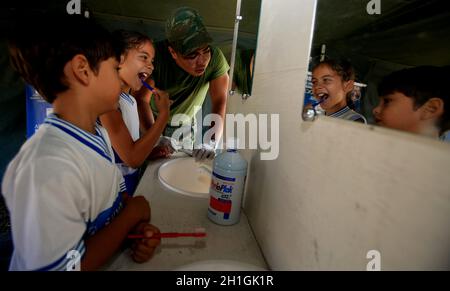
[311,59,367,123]
[138,7,230,161]
[373,66,450,141]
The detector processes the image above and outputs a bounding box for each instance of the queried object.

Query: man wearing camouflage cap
[140,7,229,161]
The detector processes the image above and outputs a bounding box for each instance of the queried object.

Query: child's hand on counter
[130,223,161,263]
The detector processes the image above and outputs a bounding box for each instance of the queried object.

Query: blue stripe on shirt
[45,120,112,162]
[46,115,108,154]
[120,92,135,105]
[36,239,85,271]
[85,192,124,237]
[329,106,350,117]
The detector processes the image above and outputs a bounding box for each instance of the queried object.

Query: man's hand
[192,142,216,162]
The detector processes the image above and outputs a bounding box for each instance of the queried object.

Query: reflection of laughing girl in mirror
[311,59,367,123]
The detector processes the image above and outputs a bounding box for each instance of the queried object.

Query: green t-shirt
[151,41,230,126]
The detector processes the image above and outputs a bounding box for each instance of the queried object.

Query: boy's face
[312,64,353,114]
[92,57,122,112]
[119,41,155,91]
[169,45,211,77]
[372,92,423,133]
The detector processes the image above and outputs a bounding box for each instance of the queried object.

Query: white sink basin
[158,157,212,198]
[173,260,267,271]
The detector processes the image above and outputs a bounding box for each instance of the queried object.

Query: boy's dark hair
[113,30,153,57]
[8,14,119,103]
[378,66,450,134]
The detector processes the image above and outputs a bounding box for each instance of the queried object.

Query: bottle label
[208,170,246,225]
[209,197,232,219]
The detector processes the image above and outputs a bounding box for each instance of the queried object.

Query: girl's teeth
[138,72,148,80]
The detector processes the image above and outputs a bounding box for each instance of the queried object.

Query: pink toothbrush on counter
[127,228,206,239]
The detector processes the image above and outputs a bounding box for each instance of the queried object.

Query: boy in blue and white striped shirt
[2,14,160,271]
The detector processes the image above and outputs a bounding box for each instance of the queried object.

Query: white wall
[227,0,450,270]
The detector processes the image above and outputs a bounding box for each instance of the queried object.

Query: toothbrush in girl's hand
[140,79,156,93]
[311,94,329,107]
[138,74,174,106]
[138,72,156,94]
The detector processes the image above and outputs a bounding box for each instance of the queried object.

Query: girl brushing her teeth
[311,59,367,123]
[100,30,171,195]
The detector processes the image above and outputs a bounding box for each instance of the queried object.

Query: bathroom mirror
[302,0,450,141]
[1,0,265,138]
[83,0,261,99]
[230,0,261,98]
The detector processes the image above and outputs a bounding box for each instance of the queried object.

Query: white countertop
[103,153,267,271]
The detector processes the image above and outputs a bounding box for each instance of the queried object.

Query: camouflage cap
[166,7,213,56]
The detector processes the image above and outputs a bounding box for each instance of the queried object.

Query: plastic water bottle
[207,138,248,225]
